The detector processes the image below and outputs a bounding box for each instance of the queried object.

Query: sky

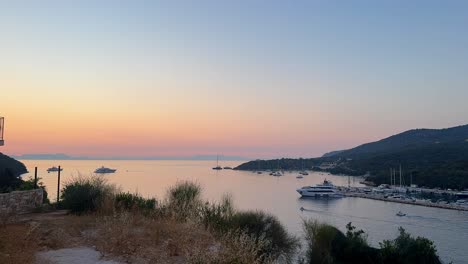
[1,1,468,159]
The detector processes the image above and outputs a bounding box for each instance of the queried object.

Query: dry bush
[92,211,215,263]
[188,230,274,264]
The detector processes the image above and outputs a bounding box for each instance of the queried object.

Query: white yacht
[95,166,117,174]
[47,166,63,173]
[296,179,343,198]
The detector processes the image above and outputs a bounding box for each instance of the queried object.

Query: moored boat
[47,166,63,173]
[95,166,117,173]
[296,179,343,198]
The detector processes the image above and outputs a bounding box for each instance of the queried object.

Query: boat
[396,211,406,217]
[271,171,282,177]
[95,166,117,174]
[257,171,263,174]
[212,155,223,170]
[299,159,308,175]
[223,166,233,170]
[47,166,63,173]
[296,175,304,179]
[296,179,343,198]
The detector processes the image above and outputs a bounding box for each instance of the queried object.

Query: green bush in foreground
[115,192,157,211]
[379,227,441,264]
[17,177,50,204]
[166,181,202,220]
[227,210,299,263]
[303,220,441,264]
[60,176,115,214]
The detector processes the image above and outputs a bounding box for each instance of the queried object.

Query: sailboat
[299,159,309,175]
[212,155,222,170]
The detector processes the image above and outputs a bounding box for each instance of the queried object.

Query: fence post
[57,166,61,203]
[34,167,38,189]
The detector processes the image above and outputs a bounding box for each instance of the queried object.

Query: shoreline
[344,192,468,211]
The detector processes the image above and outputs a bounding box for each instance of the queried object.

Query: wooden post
[57,166,61,203]
[34,167,38,189]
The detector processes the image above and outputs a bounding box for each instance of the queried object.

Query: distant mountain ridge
[328,125,468,159]
[236,124,468,189]
[12,153,248,161]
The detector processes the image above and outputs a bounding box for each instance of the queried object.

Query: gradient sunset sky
[1,1,468,158]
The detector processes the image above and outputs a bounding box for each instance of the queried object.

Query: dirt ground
[0,210,215,264]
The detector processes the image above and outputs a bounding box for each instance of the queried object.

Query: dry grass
[92,212,215,263]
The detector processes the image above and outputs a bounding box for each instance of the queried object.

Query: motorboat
[257,171,263,174]
[296,175,304,179]
[223,166,233,170]
[95,166,117,174]
[299,171,309,175]
[271,171,283,177]
[296,179,343,198]
[47,166,63,173]
[396,211,406,217]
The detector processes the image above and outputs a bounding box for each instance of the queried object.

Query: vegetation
[0,153,27,192]
[17,176,50,204]
[60,176,116,214]
[115,192,157,212]
[236,124,468,189]
[302,220,441,264]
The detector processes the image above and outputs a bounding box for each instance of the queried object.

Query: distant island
[235,124,468,190]
[12,153,249,161]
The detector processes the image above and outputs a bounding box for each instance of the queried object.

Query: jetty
[343,191,468,211]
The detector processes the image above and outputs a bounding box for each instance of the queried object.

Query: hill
[0,152,28,191]
[235,124,468,189]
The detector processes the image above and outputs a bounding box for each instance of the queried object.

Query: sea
[19,160,468,263]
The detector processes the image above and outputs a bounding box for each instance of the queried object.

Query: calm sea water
[20,160,468,263]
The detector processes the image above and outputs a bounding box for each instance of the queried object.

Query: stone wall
[0,189,43,214]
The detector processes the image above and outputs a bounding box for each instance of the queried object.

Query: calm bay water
[20,160,468,263]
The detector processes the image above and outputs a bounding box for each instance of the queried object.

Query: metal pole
[57,166,61,203]
[34,167,38,189]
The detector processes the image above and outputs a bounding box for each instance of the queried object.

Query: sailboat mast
[399,164,402,187]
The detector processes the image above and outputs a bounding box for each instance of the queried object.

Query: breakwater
[344,192,468,211]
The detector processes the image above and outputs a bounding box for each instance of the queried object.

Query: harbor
[342,190,468,211]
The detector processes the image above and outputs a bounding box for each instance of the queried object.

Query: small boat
[223,166,233,170]
[299,171,309,175]
[47,166,63,173]
[296,179,343,198]
[296,175,304,179]
[95,166,117,174]
[396,211,406,217]
[271,171,283,177]
[257,171,263,174]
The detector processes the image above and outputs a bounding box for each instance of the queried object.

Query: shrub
[115,192,157,212]
[199,194,234,231]
[17,177,50,204]
[188,230,273,264]
[165,181,202,220]
[60,176,115,214]
[226,210,298,263]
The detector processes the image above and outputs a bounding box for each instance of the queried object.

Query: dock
[343,192,468,211]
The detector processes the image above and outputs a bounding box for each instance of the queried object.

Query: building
[0,116,4,146]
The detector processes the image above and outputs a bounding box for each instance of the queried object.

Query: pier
[343,191,468,211]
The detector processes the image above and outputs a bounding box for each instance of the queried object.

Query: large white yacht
[296,179,343,198]
[47,166,63,173]
[95,166,117,174]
